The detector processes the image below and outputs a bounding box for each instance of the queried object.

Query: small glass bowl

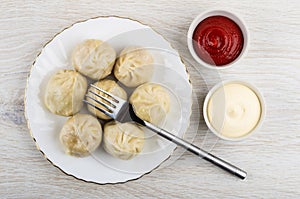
[203,80,265,141]
[187,9,250,70]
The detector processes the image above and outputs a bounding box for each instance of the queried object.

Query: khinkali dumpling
[86,79,127,120]
[72,39,116,80]
[59,114,102,157]
[129,83,170,125]
[44,69,87,116]
[114,46,154,87]
[103,121,144,160]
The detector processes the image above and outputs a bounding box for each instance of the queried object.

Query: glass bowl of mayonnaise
[203,80,265,141]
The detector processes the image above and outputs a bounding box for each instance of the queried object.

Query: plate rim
[24,15,193,185]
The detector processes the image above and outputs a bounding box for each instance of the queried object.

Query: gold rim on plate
[24,15,193,185]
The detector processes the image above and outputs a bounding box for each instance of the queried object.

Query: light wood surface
[1,0,300,198]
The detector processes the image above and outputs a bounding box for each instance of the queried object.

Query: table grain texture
[1,0,300,198]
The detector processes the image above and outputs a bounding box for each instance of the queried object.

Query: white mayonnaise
[207,83,262,138]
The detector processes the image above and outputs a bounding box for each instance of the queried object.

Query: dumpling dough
[44,69,87,116]
[59,114,102,157]
[103,121,144,160]
[72,39,116,80]
[114,46,154,87]
[129,83,170,125]
[86,79,127,120]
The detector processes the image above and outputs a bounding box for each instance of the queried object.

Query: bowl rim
[203,80,266,141]
[187,9,250,70]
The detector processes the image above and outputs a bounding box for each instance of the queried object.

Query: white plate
[25,16,192,184]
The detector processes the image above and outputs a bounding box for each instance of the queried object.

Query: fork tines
[83,84,123,119]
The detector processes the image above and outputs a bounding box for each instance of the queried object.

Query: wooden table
[1,0,299,198]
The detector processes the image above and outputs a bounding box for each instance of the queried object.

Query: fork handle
[144,121,247,180]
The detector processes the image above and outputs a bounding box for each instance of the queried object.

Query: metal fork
[84,84,247,180]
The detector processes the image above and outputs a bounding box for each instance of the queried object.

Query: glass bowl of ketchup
[187,10,249,69]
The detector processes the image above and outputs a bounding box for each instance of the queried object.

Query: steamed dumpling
[129,83,170,125]
[114,46,154,87]
[59,114,102,157]
[72,39,116,80]
[44,69,87,116]
[103,121,144,160]
[86,79,127,120]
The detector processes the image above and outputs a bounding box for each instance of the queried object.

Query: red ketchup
[192,16,244,66]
